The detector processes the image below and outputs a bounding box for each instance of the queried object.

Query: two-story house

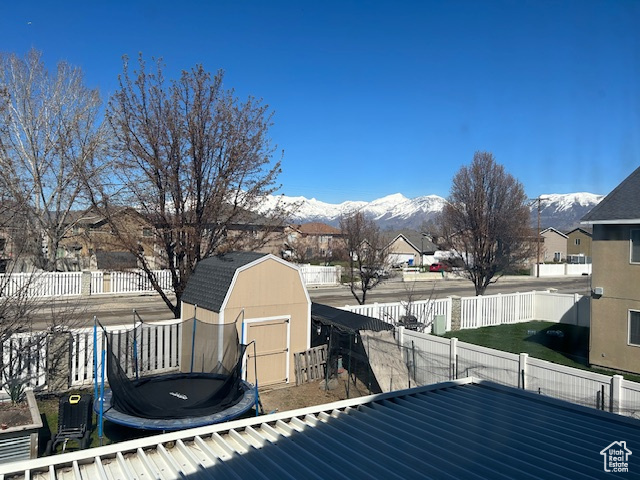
[565,227,592,264]
[284,222,343,263]
[582,165,640,374]
[539,227,567,262]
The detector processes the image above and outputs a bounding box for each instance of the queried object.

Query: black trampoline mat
[132,373,228,410]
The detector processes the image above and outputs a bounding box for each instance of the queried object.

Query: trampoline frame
[93,313,261,437]
[93,380,257,431]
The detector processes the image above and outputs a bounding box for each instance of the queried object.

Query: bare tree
[0,49,105,271]
[340,211,389,305]
[88,55,286,317]
[286,231,314,264]
[440,151,534,295]
[0,214,87,402]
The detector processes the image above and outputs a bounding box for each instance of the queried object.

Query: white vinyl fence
[400,328,640,419]
[70,320,182,387]
[343,298,452,331]
[532,264,592,276]
[0,320,183,397]
[344,290,589,333]
[299,265,341,285]
[0,272,82,298]
[1,265,341,298]
[0,332,48,392]
[460,291,536,329]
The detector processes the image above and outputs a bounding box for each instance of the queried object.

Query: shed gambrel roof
[3,378,640,479]
[181,252,268,313]
[582,165,640,224]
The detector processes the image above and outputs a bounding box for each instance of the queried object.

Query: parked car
[429,262,449,272]
[362,266,390,278]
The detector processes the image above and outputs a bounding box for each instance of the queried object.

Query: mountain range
[263,192,605,232]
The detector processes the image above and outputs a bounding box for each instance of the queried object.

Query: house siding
[567,229,592,257]
[388,235,420,266]
[589,223,640,374]
[540,230,567,262]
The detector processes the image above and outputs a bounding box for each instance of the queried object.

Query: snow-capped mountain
[261,192,604,231]
[536,193,605,231]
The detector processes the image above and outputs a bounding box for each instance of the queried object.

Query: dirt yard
[258,373,374,415]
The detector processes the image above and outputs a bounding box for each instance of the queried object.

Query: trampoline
[94,316,259,432]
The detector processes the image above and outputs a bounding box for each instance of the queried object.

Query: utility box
[433,315,447,336]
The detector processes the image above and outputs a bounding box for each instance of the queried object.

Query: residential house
[566,227,592,263]
[582,165,640,375]
[284,222,343,263]
[385,231,438,267]
[58,208,162,271]
[539,227,567,262]
[224,222,287,257]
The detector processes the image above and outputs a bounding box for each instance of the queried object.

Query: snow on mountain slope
[258,192,602,231]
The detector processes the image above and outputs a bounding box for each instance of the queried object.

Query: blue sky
[1,1,638,203]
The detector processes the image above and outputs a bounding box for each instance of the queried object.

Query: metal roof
[2,378,640,479]
[582,165,640,223]
[181,252,267,313]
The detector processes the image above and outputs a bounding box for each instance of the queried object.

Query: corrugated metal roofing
[2,378,640,479]
[582,165,640,223]
[181,252,267,313]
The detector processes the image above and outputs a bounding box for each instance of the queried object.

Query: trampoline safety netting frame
[93,314,259,432]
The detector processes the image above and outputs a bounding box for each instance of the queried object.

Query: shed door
[245,317,290,386]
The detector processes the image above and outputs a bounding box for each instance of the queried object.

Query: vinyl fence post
[611,375,623,414]
[450,337,458,381]
[519,353,528,389]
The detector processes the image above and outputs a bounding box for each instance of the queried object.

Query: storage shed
[181,252,311,386]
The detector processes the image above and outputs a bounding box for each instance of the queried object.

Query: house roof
[311,302,395,333]
[582,165,640,224]
[4,378,639,479]
[95,251,137,270]
[295,222,342,235]
[386,231,438,253]
[566,226,592,237]
[181,252,267,313]
[540,227,568,238]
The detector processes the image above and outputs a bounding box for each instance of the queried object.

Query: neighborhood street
[31,274,592,330]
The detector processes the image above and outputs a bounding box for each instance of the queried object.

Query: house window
[142,227,153,237]
[554,252,561,262]
[629,310,640,346]
[575,238,581,246]
[631,229,640,263]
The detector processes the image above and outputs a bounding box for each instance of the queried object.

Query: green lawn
[443,321,640,383]
[36,390,159,455]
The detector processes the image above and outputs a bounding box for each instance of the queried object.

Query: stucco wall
[589,224,640,374]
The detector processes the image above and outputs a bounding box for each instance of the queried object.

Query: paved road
[32,275,593,329]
